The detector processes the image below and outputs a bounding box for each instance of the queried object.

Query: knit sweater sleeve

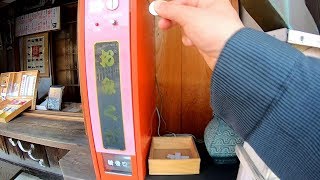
[211,28,320,179]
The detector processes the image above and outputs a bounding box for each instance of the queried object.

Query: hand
[154,0,244,70]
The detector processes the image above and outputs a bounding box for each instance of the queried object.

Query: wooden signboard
[0,70,39,123]
[15,7,60,37]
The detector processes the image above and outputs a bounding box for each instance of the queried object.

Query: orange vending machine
[78,0,156,179]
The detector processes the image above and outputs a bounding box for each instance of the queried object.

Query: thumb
[154,1,197,26]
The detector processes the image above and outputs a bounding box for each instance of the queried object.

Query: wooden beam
[156,24,182,134]
[22,112,84,122]
[0,135,8,154]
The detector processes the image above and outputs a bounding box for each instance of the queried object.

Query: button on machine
[149,1,158,16]
[106,0,119,10]
[109,19,117,25]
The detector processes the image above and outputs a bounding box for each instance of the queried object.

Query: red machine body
[78,0,156,179]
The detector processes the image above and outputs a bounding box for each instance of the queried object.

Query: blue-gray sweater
[211,28,320,179]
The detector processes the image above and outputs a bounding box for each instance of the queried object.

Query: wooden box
[0,70,39,123]
[148,137,201,175]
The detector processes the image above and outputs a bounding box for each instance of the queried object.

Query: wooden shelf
[0,115,88,150]
[0,114,94,180]
[22,110,83,122]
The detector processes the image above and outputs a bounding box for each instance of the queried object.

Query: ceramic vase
[204,116,243,164]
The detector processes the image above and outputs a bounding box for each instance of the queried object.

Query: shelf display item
[0,73,10,101]
[47,85,65,111]
[0,70,39,123]
[148,137,200,175]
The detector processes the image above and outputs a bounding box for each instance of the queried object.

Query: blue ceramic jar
[204,116,243,164]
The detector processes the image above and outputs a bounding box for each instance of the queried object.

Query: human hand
[154,0,244,70]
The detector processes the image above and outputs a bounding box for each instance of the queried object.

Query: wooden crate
[148,136,201,175]
[0,70,39,123]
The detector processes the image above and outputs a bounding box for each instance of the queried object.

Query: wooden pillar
[155,0,239,137]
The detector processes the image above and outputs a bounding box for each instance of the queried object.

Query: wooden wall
[156,0,239,138]
[52,3,80,102]
[0,4,19,74]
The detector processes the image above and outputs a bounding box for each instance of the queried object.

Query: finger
[171,0,199,7]
[158,17,180,29]
[158,18,173,29]
[182,35,193,46]
[154,1,198,26]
